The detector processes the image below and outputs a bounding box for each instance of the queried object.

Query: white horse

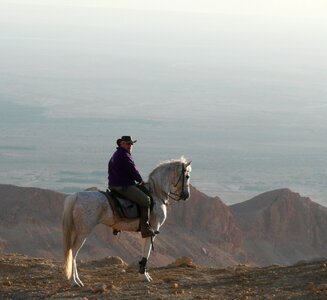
[62,157,192,286]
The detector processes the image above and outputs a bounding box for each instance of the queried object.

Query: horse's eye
[186,175,189,179]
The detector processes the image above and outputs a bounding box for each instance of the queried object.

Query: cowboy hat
[116,136,137,146]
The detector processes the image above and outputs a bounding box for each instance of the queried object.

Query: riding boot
[140,207,155,238]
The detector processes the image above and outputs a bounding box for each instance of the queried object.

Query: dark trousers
[109,185,151,208]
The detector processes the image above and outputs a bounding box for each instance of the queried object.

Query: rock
[168,257,196,268]
[92,283,108,293]
[84,256,127,268]
[104,256,127,266]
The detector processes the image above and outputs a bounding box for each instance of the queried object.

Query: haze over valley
[1,1,327,205]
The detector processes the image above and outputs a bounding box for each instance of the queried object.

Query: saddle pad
[101,190,140,219]
[116,196,140,218]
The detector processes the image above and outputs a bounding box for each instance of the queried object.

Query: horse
[62,157,192,286]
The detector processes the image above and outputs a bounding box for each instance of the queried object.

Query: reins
[168,163,186,201]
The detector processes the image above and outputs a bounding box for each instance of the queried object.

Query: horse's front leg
[139,237,154,281]
[139,202,166,281]
[140,222,162,281]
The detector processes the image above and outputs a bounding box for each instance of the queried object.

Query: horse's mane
[148,156,188,179]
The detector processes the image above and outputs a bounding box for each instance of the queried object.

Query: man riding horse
[108,136,155,238]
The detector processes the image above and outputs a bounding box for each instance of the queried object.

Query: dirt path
[1,253,327,299]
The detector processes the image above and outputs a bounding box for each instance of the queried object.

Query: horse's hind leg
[70,201,99,287]
[71,222,94,287]
[71,236,87,287]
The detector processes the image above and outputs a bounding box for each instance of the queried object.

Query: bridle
[168,163,189,201]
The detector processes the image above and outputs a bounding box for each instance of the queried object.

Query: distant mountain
[231,188,327,265]
[163,186,246,266]
[0,184,243,267]
[0,184,64,258]
[1,184,327,267]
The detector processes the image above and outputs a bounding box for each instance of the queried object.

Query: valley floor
[1,253,327,299]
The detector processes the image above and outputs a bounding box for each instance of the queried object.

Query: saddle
[100,185,152,220]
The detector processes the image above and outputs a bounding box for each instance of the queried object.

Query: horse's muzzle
[180,191,190,200]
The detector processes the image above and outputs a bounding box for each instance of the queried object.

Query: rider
[108,136,155,238]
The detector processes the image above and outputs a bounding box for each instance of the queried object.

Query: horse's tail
[62,193,77,280]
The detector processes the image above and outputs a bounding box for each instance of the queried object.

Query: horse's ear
[186,161,192,167]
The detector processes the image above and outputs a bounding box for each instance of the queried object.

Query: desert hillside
[1,184,327,267]
[1,252,327,299]
[231,188,327,265]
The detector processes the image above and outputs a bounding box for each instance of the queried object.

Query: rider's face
[121,141,133,152]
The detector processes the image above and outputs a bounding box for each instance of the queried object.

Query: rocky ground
[1,253,327,299]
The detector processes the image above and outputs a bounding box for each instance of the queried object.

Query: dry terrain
[1,253,327,299]
[2,184,327,269]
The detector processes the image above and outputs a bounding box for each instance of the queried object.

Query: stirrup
[141,228,155,238]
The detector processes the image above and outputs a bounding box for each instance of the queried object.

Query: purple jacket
[108,147,143,187]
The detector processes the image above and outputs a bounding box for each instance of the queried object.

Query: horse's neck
[145,179,169,204]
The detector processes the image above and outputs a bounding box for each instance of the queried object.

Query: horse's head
[170,159,192,201]
[148,157,192,202]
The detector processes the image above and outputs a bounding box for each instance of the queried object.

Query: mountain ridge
[231,188,327,265]
[1,183,326,267]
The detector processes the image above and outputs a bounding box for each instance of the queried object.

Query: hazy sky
[1,0,326,117]
[1,0,327,204]
[2,0,327,17]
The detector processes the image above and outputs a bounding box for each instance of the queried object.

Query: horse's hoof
[71,282,80,288]
[71,280,84,288]
[144,271,153,282]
